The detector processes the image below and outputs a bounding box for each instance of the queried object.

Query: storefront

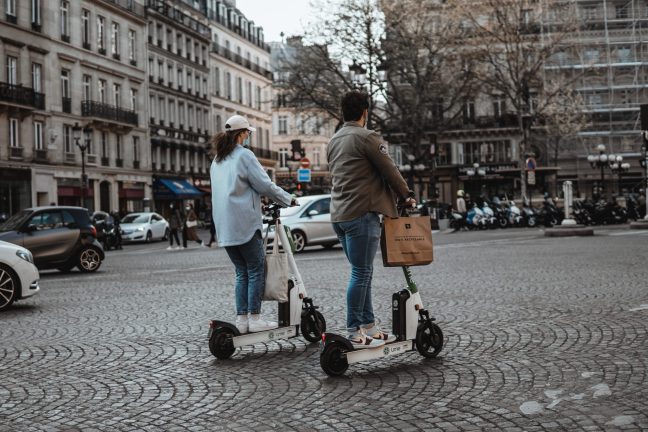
[0,167,31,216]
[152,177,204,215]
[118,181,146,213]
[56,177,95,210]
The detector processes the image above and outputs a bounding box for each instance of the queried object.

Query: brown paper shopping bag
[380,216,434,267]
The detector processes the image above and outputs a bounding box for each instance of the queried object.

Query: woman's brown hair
[209,129,247,163]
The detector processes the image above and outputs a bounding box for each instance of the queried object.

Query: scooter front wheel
[320,342,349,376]
[209,327,236,360]
[415,321,444,359]
[300,310,326,343]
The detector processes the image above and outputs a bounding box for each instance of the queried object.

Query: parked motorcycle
[467,204,488,230]
[536,198,563,228]
[491,197,509,228]
[506,201,523,227]
[480,201,498,229]
[520,201,537,227]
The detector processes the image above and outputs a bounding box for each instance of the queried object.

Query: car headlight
[136,226,145,231]
[16,249,33,264]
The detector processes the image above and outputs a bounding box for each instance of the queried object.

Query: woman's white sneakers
[235,314,278,334]
[348,327,385,349]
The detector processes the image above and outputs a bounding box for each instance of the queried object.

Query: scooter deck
[345,339,414,364]
[228,325,299,348]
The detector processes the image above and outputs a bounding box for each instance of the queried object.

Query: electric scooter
[208,202,326,360]
[319,205,444,376]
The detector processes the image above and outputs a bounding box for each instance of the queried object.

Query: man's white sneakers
[248,315,278,332]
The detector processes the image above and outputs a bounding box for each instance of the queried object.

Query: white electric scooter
[319,204,443,376]
[208,203,326,360]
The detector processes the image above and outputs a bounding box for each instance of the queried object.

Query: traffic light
[297,183,302,191]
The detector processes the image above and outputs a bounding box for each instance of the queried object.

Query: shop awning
[153,178,204,200]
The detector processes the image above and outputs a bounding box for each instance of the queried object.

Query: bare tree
[453,0,580,200]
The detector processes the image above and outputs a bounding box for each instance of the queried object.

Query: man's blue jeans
[333,212,381,330]
[224,230,265,315]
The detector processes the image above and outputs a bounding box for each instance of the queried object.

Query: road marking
[607,230,648,236]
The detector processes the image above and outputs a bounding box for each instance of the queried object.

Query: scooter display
[208,202,326,360]
[319,205,443,376]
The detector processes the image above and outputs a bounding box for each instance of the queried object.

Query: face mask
[243,136,250,147]
[186,207,191,211]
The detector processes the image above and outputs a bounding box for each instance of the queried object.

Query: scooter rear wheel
[209,328,236,360]
[415,321,444,358]
[320,342,349,376]
[300,310,326,343]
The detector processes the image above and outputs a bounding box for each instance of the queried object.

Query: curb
[544,224,595,237]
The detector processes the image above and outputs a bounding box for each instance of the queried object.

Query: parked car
[120,212,169,243]
[0,206,104,273]
[0,240,40,311]
[264,194,338,253]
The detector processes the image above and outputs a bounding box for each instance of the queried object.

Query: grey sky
[235,0,316,42]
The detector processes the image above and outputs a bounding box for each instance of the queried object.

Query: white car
[264,194,338,253]
[120,212,170,243]
[0,240,40,311]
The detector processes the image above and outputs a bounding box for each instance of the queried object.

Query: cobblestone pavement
[1,227,647,431]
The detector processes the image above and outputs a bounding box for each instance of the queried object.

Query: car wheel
[291,230,306,253]
[163,228,170,241]
[145,230,152,243]
[77,247,102,273]
[0,264,18,311]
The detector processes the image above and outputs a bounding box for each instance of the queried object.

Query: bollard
[561,181,577,225]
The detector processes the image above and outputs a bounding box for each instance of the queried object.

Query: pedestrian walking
[183,203,203,248]
[206,218,216,247]
[210,114,295,333]
[167,203,182,250]
[455,190,467,232]
[327,90,415,348]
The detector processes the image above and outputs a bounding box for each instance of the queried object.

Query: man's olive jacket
[327,121,410,222]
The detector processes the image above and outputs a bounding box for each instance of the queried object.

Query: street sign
[527,171,536,185]
[526,157,537,171]
[297,168,311,182]
[300,157,311,169]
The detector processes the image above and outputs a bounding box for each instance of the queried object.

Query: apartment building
[0,0,149,215]
[206,0,276,175]
[270,38,336,193]
[145,0,212,210]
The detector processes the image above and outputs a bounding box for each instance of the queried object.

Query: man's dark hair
[341,91,369,122]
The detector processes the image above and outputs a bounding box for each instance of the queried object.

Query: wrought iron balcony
[81,100,138,126]
[0,82,45,109]
[249,146,279,161]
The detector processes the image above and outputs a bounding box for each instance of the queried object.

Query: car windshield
[0,210,32,232]
[121,214,149,224]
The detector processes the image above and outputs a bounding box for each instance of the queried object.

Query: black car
[0,206,105,273]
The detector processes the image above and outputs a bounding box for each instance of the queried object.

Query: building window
[493,96,506,118]
[187,70,192,91]
[226,72,231,99]
[116,135,122,159]
[158,60,164,81]
[256,86,261,110]
[6,56,17,85]
[31,0,41,26]
[279,148,288,168]
[179,102,185,126]
[6,0,16,17]
[101,132,108,158]
[150,95,156,120]
[63,124,72,153]
[246,81,252,106]
[216,115,222,131]
[82,75,91,101]
[169,100,175,125]
[177,67,183,88]
[213,67,220,95]
[32,63,42,92]
[60,1,69,38]
[462,100,475,123]
[98,79,106,103]
[278,116,288,135]
[237,77,243,103]
[34,121,43,150]
[9,118,19,148]
[82,9,91,47]
[111,22,120,56]
[97,16,106,52]
[130,88,137,110]
[61,69,70,98]
[113,83,121,107]
[158,97,165,122]
[133,136,139,161]
[128,30,136,62]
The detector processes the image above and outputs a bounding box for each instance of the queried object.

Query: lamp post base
[544,224,594,237]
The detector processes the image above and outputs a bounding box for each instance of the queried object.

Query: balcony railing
[62,97,71,113]
[0,82,45,109]
[211,43,272,80]
[9,147,23,159]
[146,0,210,38]
[34,149,48,162]
[86,154,98,165]
[101,157,110,166]
[99,0,145,18]
[81,100,138,126]
[116,158,124,167]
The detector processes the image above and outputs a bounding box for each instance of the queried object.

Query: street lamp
[466,162,487,178]
[587,144,617,202]
[348,59,386,130]
[73,122,92,209]
[609,156,630,196]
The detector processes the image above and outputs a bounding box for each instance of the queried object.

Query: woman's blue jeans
[224,230,265,315]
[333,212,381,331]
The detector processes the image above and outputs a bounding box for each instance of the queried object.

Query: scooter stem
[402,266,418,294]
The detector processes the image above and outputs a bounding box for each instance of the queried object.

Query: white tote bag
[263,221,290,302]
